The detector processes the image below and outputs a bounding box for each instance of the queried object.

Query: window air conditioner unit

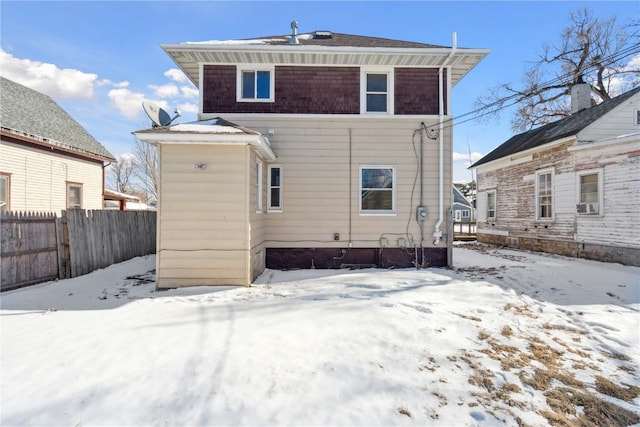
[576,202,598,214]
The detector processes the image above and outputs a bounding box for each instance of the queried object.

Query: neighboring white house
[0,77,115,214]
[471,85,640,266]
[135,27,489,288]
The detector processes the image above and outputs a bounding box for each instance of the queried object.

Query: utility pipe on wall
[434,32,457,246]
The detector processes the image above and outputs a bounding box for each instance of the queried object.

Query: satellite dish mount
[142,101,181,128]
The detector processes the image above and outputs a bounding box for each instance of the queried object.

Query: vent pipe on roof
[289,21,300,44]
[570,75,591,113]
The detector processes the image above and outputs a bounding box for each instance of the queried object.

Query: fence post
[56,210,71,279]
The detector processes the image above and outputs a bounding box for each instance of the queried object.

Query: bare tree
[475,8,639,132]
[107,155,137,193]
[133,138,158,203]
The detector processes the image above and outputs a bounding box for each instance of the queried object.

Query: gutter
[433,32,457,246]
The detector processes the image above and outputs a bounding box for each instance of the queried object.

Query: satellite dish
[142,101,180,127]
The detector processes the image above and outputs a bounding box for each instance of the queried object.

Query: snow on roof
[184,34,315,45]
[170,119,244,134]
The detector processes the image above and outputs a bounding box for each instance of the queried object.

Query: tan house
[0,77,115,214]
[134,27,489,288]
[472,85,640,266]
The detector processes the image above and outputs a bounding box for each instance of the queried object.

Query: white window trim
[255,160,263,213]
[461,210,470,218]
[360,67,394,115]
[359,165,396,216]
[237,65,275,102]
[535,168,555,221]
[576,168,604,216]
[486,189,496,220]
[267,164,283,212]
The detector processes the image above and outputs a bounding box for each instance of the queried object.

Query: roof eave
[162,44,489,87]
[133,130,277,161]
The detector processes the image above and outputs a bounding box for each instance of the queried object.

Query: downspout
[434,32,457,245]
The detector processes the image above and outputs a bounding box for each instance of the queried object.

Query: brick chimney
[570,75,591,113]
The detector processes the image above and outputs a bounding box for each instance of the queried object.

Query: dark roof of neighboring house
[471,86,640,168]
[242,31,447,49]
[0,77,115,161]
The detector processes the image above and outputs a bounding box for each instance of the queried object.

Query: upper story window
[67,182,83,209]
[536,169,554,220]
[361,69,393,114]
[0,173,10,212]
[237,66,274,102]
[360,166,395,215]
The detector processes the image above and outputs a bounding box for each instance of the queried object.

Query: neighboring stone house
[472,85,640,266]
[134,26,489,288]
[0,77,115,214]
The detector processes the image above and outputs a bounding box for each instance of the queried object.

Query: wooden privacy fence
[1,211,59,290]
[1,210,156,291]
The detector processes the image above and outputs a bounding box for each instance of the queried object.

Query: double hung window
[268,165,282,211]
[67,183,83,209]
[536,170,553,220]
[360,166,395,215]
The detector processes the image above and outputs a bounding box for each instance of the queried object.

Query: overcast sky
[1,1,637,182]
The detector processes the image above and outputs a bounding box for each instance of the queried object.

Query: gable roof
[0,77,115,161]
[453,186,472,207]
[162,31,489,88]
[471,86,640,168]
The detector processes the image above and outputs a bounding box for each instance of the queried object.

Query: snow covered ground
[1,243,639,426]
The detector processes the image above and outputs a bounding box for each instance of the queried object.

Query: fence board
[0,211,58,291]
[2,209,156,291]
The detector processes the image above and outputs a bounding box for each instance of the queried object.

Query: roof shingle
[471,86,640,168]
[0,77,115,160]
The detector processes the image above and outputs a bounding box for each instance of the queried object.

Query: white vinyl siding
[0,140,104,214]
[156,144,251,287]
[216,115,450,248]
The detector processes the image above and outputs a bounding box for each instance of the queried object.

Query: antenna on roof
[142,101,180,128]
[289,20,300,44]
